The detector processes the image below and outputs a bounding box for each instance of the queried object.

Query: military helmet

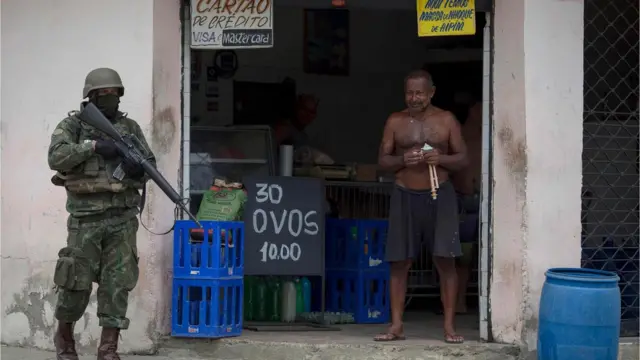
[82,68,125,98]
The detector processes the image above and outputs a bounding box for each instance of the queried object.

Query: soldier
[48,68,156,360]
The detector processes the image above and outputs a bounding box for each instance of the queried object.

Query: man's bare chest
[395,118,449,149]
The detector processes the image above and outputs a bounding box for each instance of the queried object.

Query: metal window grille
[582,0,639,336]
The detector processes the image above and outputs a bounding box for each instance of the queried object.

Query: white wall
[190,5,482,164]
[490,0,583,348]
[1,0,181,352]
[150,0,184,337]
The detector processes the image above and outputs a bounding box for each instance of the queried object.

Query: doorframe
[180,0,192,202]
[179,0,495,342]
[479,10,493,342]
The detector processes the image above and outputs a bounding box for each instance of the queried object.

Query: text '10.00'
[259,241,301,262]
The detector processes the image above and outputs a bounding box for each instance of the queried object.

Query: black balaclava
[90,93,120,120]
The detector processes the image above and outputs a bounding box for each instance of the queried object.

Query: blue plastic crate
[173,220,244,278]
[326,219,388,271]
[171,277,243,338]
[325,269,390,324]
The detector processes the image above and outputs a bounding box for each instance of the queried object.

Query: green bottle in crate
[243,276,255,321]
[268,277,282,321]
[294,278,304,315]
[264,276,274,321]
[254,277,268,321]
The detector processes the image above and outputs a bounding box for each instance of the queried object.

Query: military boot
[97,327,121,360]
[54,322,79,360]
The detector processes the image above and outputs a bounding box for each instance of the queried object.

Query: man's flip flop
[373,333,406,342]
[444,333,464,344]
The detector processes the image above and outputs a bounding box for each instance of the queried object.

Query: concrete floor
[3,311,637,360]
[232,311,481,345]
[155,311,521,360]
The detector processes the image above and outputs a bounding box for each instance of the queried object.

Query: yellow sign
[416,0,476,37]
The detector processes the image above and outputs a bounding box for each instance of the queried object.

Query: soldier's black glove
[94,140,121,159]
[122,156,145,179]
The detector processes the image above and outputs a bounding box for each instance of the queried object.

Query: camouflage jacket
[48,105,156,217]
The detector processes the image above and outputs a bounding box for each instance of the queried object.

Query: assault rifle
[79,102,202,228]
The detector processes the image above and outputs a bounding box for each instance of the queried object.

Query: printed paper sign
[417,0,476,37]
[191,0,274,49]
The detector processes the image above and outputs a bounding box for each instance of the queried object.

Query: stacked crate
[325,219,390,324]
[171,220,244,338]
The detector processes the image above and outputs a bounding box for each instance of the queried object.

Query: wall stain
[496,123,531,346]
[497,125,527,196]
[498,260,517,283]
[142,318,160,355]
[4,274,58,342]
[522,316,538,350]
[3,272,98,351]
[150,106,177,156]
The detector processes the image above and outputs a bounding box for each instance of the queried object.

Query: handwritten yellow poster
[416,0,476,37]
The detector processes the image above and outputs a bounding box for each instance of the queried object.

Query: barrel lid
[545,267,620,283]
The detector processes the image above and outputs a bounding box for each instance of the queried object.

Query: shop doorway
[180,0,492,343]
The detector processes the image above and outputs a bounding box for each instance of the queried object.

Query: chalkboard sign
[243,176,325,276]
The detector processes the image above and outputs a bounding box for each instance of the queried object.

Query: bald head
[405,70,434,89]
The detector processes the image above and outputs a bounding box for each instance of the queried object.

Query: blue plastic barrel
[538,268,621,360]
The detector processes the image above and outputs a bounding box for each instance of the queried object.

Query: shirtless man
[374,70,468,344]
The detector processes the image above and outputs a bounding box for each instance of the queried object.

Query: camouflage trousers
[54,211,139,329]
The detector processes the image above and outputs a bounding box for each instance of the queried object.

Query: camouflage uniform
[49,68,155,360]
